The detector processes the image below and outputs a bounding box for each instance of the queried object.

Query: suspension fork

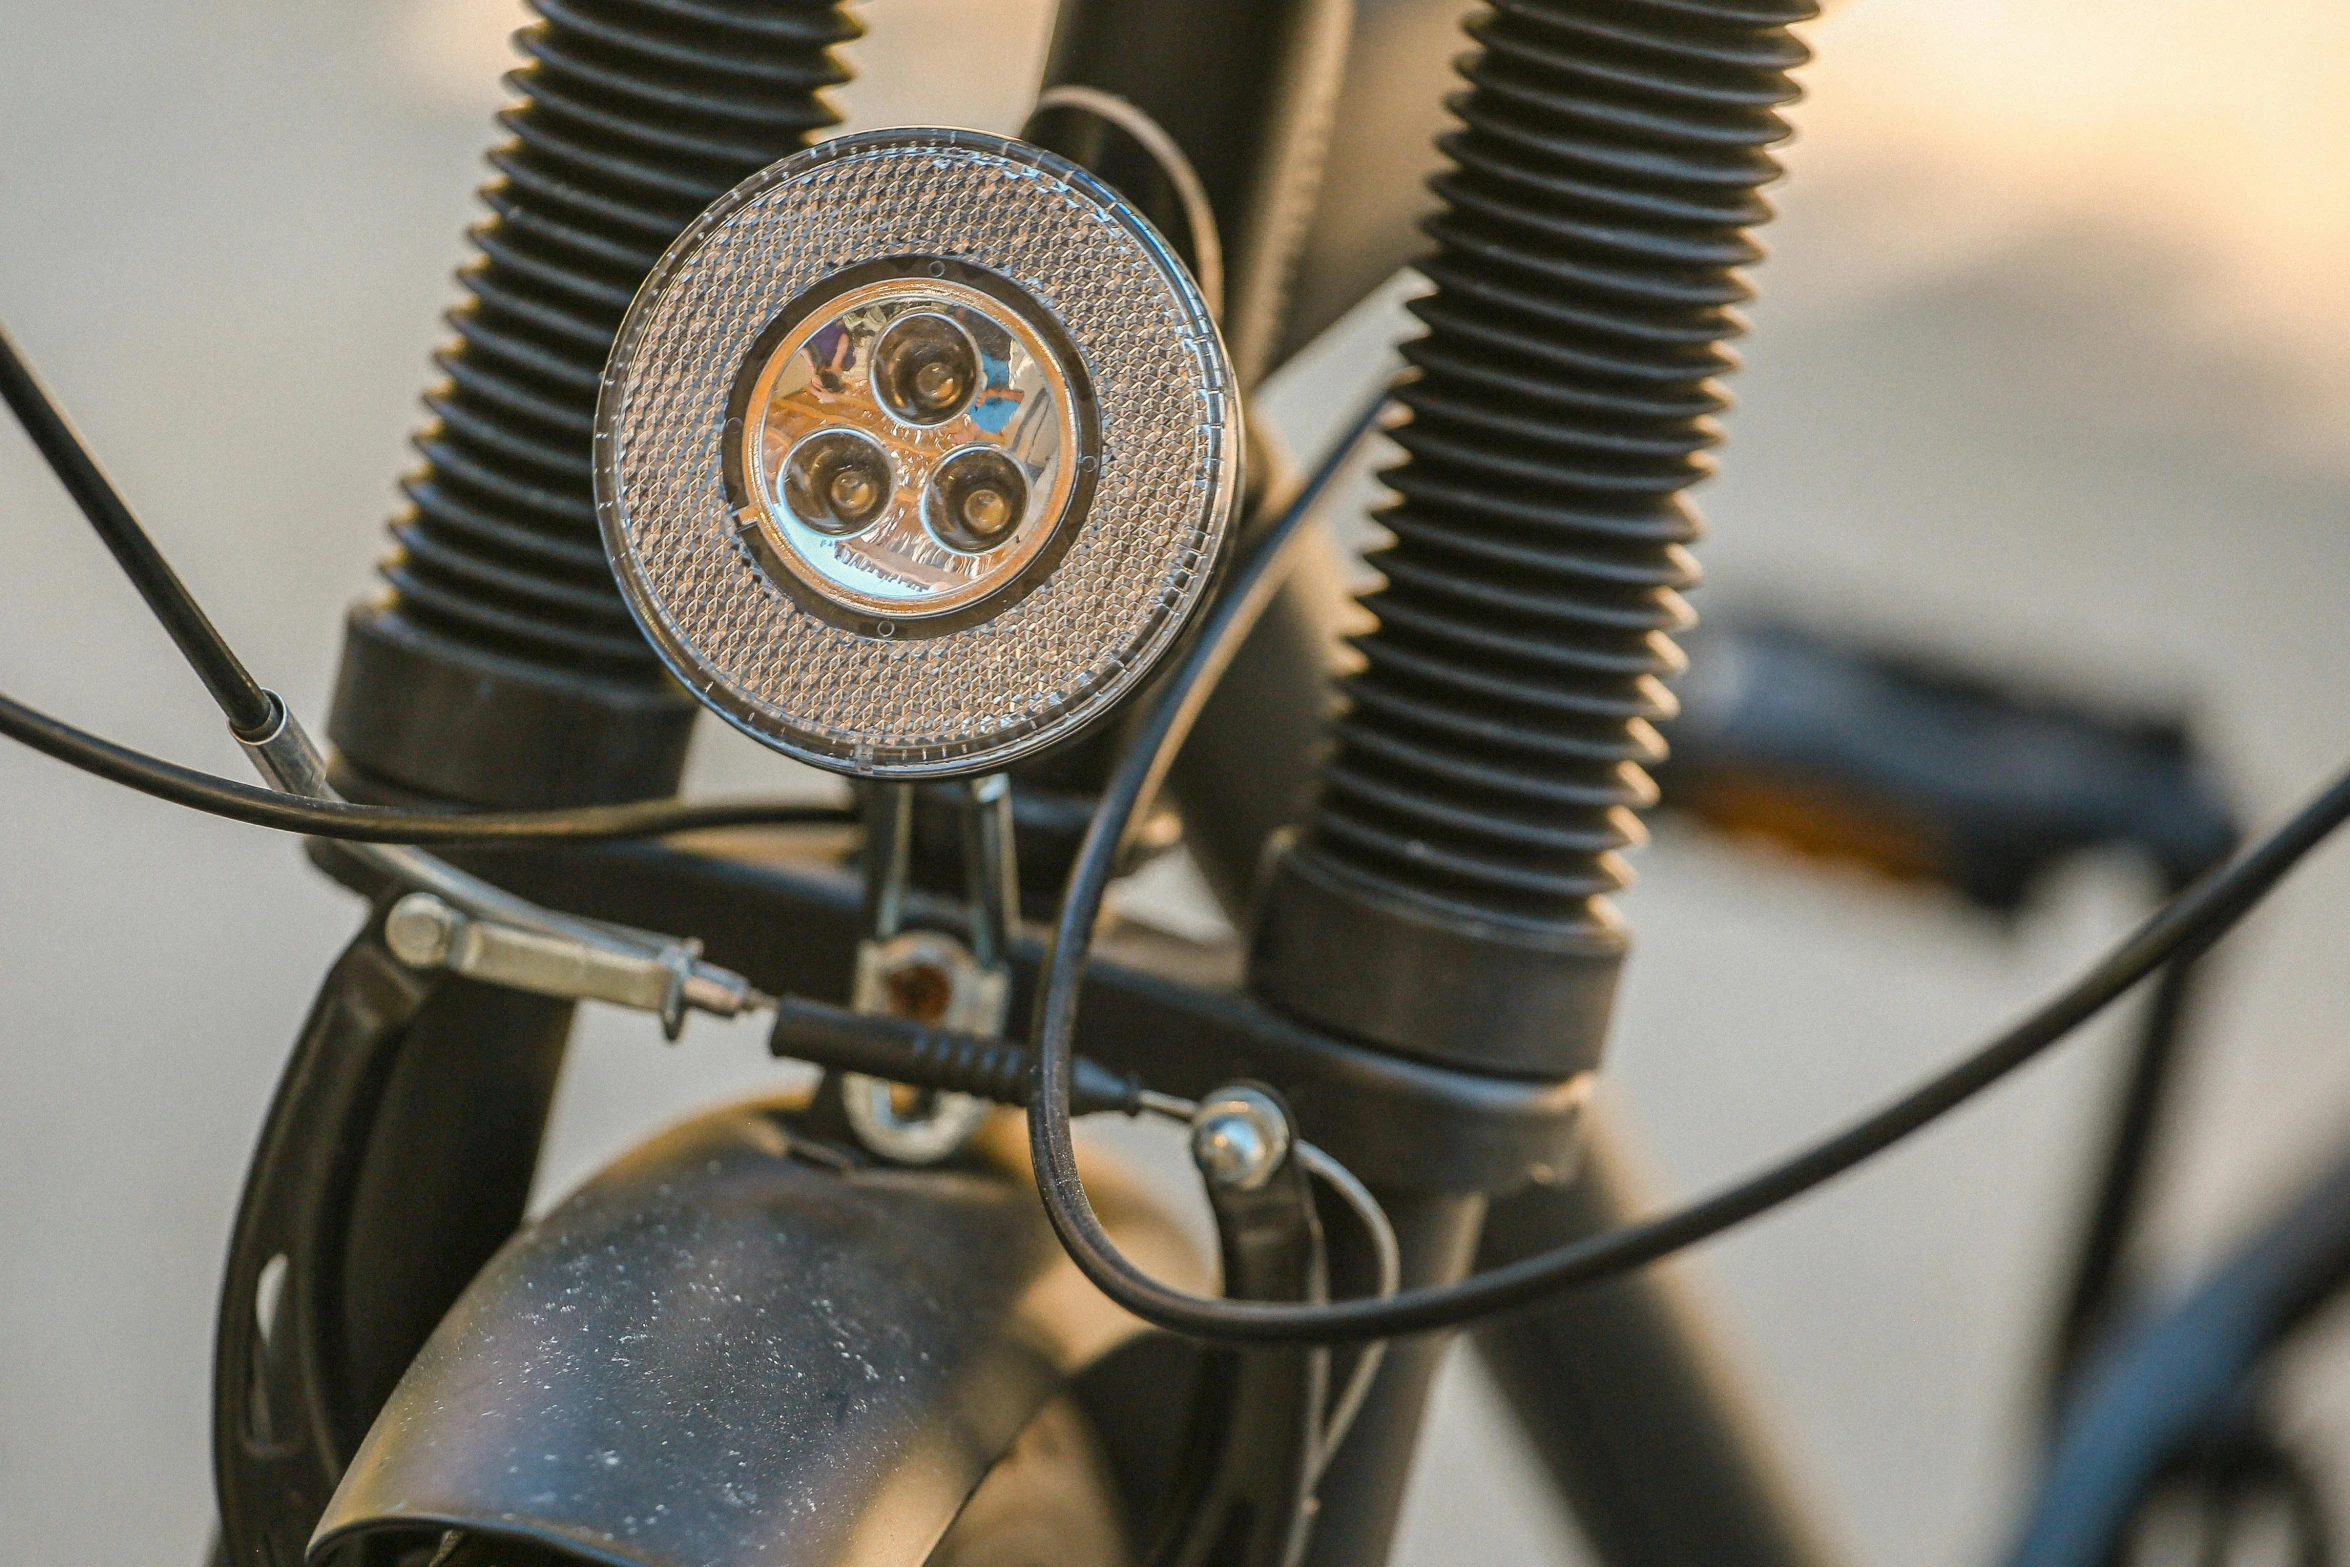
[1196,1,1830,1562]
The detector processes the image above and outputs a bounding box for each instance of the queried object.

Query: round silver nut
[383,892,459,968]
[1189,1085,1294,1192]
[840,1073,991,1167]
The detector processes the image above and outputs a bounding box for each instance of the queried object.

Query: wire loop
[1028,85,1224,324]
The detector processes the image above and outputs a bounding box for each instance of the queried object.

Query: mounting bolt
[1189,1085,1293,1192]
[384,891,460,967]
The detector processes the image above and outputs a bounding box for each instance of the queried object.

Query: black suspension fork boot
[1251,0,1817,1079]
[330,0,857,809]
[292,0,858,1488]
[1249,4,1816,1564]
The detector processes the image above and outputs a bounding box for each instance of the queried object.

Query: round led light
[595,128,1239,779]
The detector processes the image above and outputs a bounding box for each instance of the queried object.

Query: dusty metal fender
[308,1098,1209,1567]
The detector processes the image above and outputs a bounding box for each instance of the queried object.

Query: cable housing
[0,688,850,843]
[0,323,273,734]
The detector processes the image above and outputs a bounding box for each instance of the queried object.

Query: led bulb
[927,447,1028,553]
[873,313,980,426]
[781,429,892,536]
[595,128,1239,780]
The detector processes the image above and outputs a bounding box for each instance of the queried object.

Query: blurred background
[5,0,2350,1563]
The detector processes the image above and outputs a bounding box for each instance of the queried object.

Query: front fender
[309,1098,1208,1567]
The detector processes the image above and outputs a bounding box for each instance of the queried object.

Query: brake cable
[2,316,833,1037]
[0,690,852,843]
[1022,385,2350,1344]
[0,319,853,844]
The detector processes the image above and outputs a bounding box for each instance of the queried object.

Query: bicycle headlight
[595,128,1240,780]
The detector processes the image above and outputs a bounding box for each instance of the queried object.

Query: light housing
[595,128,1240,780]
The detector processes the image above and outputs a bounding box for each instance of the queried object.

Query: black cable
[1,314,861,844]
[0,686,852,843]
[0,319,275,736]
[766,994,1148,1117]
[1024,393,2350,1344]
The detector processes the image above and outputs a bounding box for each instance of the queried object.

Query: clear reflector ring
[594,127,1240,780]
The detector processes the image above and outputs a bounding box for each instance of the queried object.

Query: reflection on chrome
[737,275,1087,619]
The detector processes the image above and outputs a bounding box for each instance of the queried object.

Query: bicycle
[4,3,2350,1567]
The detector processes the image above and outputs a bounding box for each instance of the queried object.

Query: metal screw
[1189,1085,1293,1191]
